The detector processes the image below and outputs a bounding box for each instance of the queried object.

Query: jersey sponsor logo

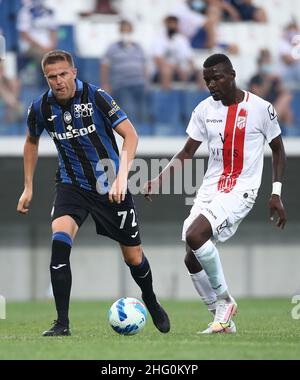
[73,103,94,118]
[49,124,96,140]
[47,115,57,121]
[206,119,223,123]
[219,132,228,144]
[64,111,72,124]
[267,104,277,120]
[211,147,238,158]
[108,100,120,117]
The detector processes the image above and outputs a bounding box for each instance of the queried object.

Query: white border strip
[0,136,298,156]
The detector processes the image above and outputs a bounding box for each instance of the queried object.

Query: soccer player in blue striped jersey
[17,50,170,336]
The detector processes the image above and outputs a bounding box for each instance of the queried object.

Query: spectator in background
[17,0,57,60]
[223,0,267,22]
[152,15,202,90]
[279,21,300,89]
[249,49,294,134]
[100,20,147,125]
[171,1,239,54]
[0,60,23,123]
[17,0,57,85]
[170,0,218,49]
[93,0,118,15]
[79,0,119,17]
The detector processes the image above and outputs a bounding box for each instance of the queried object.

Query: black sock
[126,253,156,302]
[50,237,72,326]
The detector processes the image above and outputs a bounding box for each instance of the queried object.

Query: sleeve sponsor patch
[267,104,277,120]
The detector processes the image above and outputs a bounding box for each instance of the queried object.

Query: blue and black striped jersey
[27,79,127,193]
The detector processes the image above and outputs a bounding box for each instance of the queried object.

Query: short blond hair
[41,50,74,71]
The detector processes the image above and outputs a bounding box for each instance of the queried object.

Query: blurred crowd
[0,0,300,135]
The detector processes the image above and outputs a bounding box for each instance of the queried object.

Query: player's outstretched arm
[144,137,201,201]
[109,119,138,204]
[17,133,40,214]
[268,135,287,229]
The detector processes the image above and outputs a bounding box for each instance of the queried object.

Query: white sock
[193,240,228,297]
[190,270,217,313]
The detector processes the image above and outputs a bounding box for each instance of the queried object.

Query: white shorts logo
[216,219,229,235]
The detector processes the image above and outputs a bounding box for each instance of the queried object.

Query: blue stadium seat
[181,89,209,126]
[0,0,21,51]
[135,123,154,136]
[0,100,24,136]
[20,86,43,108]
[149,89,184,136]
[77,58,100,87]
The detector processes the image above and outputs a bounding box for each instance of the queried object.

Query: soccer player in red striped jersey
[144,53,286,334]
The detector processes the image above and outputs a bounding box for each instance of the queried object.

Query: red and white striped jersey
[186,91,281,200]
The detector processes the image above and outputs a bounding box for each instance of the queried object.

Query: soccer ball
[108,297,147,335]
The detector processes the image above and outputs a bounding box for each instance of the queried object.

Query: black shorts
[51,183,141,246]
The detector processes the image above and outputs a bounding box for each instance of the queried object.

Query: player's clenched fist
[17,189,32,214]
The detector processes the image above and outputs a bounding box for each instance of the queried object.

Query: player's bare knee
[126,255,143,266]
[184,249,202,273]
[52,215,78,239]
[121,244,143,266]
[186,228,205,251]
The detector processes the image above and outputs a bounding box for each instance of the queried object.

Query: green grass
[0,299,299,360]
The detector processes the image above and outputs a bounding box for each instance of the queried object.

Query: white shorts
[182,191,255,244]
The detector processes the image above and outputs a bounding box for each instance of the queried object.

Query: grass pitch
[0,299,299,360]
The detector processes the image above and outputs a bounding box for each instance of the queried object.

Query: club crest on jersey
[236,108,247,130]
[64,111,72,124]
[73,103,94,118]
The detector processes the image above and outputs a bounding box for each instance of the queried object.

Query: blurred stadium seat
[77,58,101,87]
[1,0,300,137]
[56,25,76,53]
[291,90,300,126]
[181,89,209,125]
[0,0,20,52]
[149,89,184,136]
